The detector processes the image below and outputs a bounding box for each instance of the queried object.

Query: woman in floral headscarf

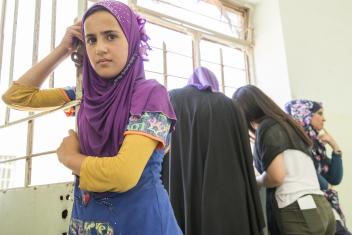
[2,1,182,234]
[285,99,350,235]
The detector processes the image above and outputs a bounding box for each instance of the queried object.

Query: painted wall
[279,0,352,227]
[251,0,292,108]
[252,0,352,227]
[0,183,73,234]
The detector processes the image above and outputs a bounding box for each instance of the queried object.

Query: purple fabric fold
[187,66,219,92]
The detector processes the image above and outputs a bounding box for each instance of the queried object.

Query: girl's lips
[96,59,112,64]
[97,59,112,66]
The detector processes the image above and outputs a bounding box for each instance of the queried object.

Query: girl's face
[311,108,325,131]
[84,11,129,79]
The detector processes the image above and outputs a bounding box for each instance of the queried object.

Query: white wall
[251,0,292,107]
[252,0,352,227]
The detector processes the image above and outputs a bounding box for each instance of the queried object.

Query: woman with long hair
[233,85,335,235]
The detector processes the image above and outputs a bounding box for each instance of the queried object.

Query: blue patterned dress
[69,112,182,235]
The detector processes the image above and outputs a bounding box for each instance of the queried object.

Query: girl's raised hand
[59,20,83,54]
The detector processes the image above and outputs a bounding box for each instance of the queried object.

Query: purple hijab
[187,66,219,92]
[78,1,176,157]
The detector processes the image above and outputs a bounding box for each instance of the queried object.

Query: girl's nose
[96,42,108,55]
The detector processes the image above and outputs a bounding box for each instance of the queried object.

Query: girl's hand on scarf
[58,20,83,54]
[57,129,85,174]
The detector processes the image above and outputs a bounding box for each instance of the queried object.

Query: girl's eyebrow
[85,30,119,38]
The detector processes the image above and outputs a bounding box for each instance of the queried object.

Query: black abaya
[162,86,265,235]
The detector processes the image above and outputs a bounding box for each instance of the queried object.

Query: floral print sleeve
[125,112,172,148]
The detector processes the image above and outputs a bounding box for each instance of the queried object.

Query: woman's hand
[319,129,340,152]
[57,129,85,175]
[58,20,83,54]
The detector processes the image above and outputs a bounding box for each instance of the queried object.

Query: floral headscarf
[285,99,345,223]
[284,99,326,172]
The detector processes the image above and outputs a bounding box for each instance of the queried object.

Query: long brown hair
[232,85,312,146]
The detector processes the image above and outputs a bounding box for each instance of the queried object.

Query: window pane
[38,0,53,89]
[146,23,192,56]
[224,87,236,98]
[8,0,37,121]
[32,111,75,153]
[167,53,193,79]
[31,154,73,185]
[0,159,25,189]
[13,0,35,85]
[137,0,244,38]
[145,71,164,86]
[0,122,27,157]
[167,76,187,90]
[200,40,220,64]
[0,103,6,126]
[222,47,246,69]
[144,48,163,74]
[54,0,78,88]
[223,66,247,88]
[0,0,15,91]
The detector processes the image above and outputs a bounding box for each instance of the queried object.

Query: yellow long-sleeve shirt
[2,82,161,192]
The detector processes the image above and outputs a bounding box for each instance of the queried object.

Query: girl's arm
[256,153,286,188]
[2,21,81,109]
[17,21,82,88]
[57,130,158,193]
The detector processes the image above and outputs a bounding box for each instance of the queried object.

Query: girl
[2,1,182,234]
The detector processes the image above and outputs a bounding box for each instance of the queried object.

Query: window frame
[0,0,254,189]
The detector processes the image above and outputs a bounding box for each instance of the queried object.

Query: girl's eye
[107,34,117,40]
[86,37,96,45]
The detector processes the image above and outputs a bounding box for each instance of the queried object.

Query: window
[0,0,253,189]
[144,23,193,89]
[200,40,248,97]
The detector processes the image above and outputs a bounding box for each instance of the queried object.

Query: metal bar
[32,0,41,65]
[162,42,167,88]
[49,0,57,88]
[0,0,7,83]
[0,151,57,164]
[24,0,42,187]
[201,57,246,71]
[78,0,87,18]
[245,47,256,84]
[0,101,81,129]
[4,0,19,125]
[244,7,255,84]
[144,69,188,80]
[220,48,225,93]
[151,44,192,59]
[74,0,87,132]
[24,120,33,187]
[192,31,201,69]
